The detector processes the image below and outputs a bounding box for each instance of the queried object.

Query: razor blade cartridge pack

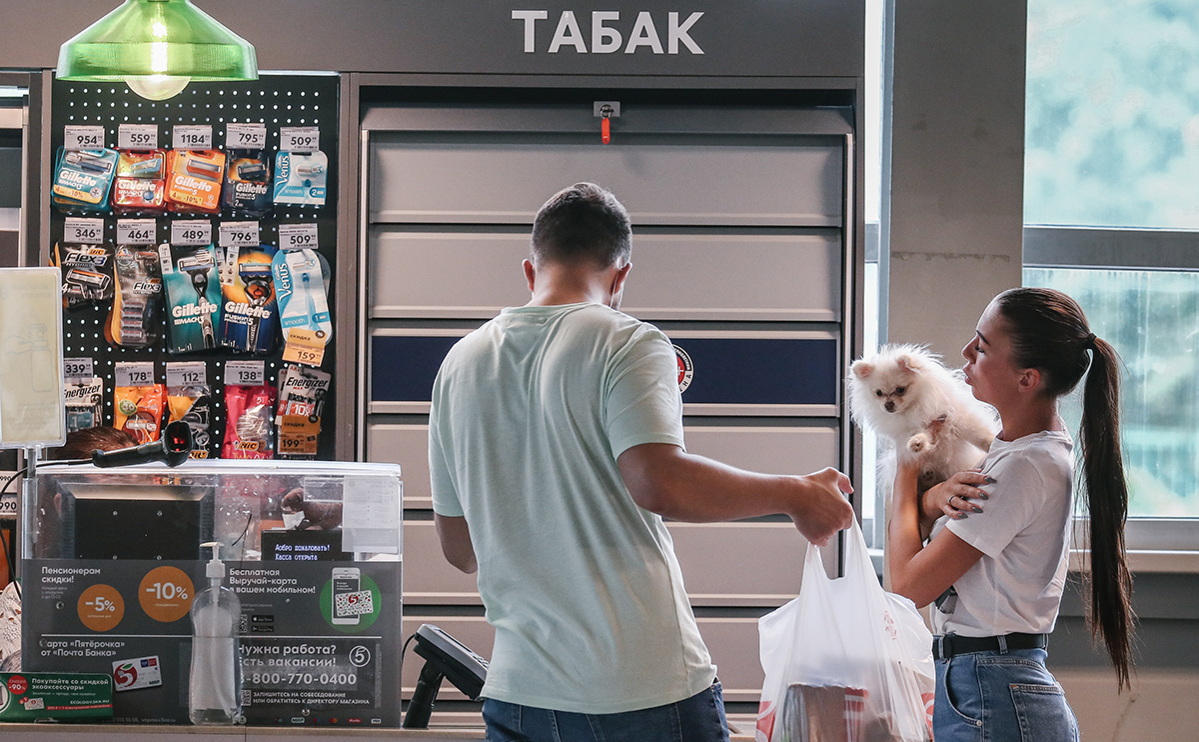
[166,149,226,213]
[222,150,272,215]
[112,149,167,212]
[105,246,163,348]
[220,244,279,354]
[54,242,115,309]
[273,151,328,206]
[52,147,119,212]
[223,383,276,459]
[164,244,221,354]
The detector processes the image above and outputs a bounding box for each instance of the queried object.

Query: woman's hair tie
[1086,332,1097,349]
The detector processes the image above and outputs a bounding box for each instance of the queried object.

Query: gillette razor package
[65,376,105,433]
[114,383,167,445]
[220,244,279,354]
[223,383,276,459]
[168,383,214,458]
[272,247,332,355]
[52,147,119,212]
[166,149,226,213]
[162,243,221,353]
[54,242,115,310]
[273,150,328,206]
[276,363,331,460]
[105,246,163,348]
[111,149,167,213]
[222,150,272,215]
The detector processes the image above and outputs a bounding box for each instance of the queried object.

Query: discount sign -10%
[139,566,196,623]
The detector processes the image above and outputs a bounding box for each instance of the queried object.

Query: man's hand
[787,467,855,546]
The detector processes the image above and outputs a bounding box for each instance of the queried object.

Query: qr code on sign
[335,590,374,617]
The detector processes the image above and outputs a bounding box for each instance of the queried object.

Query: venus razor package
[114,383,168,444]
[168,383,214,458]
[162,243,221,353]
[112,149,167,213]
[273,150,328,206]
[222,150,272,215]
[65,376,105,433]
[105,246,163,348]
[52,147,119,212]
[166,149,226,213]
[272,247,332,355]
[54,242,115,310]
[219,244,279,354]
[222,383,276,459]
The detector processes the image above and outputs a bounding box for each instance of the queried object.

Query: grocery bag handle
[804,517,875,588]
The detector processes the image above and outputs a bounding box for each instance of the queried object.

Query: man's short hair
[531,183,632,269]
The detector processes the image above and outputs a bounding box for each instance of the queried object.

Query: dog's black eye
[875,390,884,397]
[895,386,906,395]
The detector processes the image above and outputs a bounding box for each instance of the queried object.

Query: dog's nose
[884,401,896,413]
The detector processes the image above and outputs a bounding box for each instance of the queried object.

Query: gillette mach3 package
[162,243,221,353]
[52,147,119,212]
[222,149,272,215]
[272,247,332,355]
[105,245,163,348]
[220,244,279,354]
[165,149,226,213]
[273,150,328,206]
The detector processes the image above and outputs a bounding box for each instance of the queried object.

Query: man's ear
[523,259,536,293]
[611,261,632,294]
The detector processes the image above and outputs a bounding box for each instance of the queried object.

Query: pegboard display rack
[46,73,340,460]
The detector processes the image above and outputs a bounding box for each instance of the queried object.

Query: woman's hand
[923,471,993,521]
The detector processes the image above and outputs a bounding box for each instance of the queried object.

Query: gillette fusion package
[54,242,115,310]
[165,149,226,213]
[114,383,167,445]
[52,147,119,212]
[272,247,332,360]
[276,363,331,460]
[65,376,105,433]
[273,150,327,206]
[222,150,272,215]
[111,149,167,213]
[162,243,221,353]
[219,244,279,354]
[105,246,163,348]
[223,383,276,459]
[168,383,214,458]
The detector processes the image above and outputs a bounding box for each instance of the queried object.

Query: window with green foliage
[1026,0,1199,521]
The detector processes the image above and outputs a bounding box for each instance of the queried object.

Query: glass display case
[21,459,402,726]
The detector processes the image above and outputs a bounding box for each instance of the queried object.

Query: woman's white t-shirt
[931,429,1075,637]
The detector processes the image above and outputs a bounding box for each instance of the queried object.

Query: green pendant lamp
[57,0,257,101]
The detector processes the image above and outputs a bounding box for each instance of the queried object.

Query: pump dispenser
[189,541,244,725]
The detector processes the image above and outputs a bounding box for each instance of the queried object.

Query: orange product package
[165,149,226,213]
[114,384,168,445]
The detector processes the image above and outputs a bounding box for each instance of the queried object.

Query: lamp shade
[57,0,257,82]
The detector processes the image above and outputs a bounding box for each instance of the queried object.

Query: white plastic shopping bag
[756,520,935,742]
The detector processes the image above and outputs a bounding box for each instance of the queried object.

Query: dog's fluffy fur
[849,344,999,494]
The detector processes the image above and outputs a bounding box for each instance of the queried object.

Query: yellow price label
[282,328,327,367]
[279,414,320,456]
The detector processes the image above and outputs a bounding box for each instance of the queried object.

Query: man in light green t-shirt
[429,182,854,742]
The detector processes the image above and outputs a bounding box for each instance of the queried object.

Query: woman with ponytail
[888,287,1134,741]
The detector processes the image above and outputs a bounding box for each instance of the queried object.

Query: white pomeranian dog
[848,344,999,495]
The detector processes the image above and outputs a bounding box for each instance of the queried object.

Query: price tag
[282,328,327,367]
[117,218,158,245]
[64,217,106,244]
[119,123,159,150]
[173,124,213,150]
[64,357,94,383]
[277,223,319,251]
[158,243,174,274]
[171,220,212,246]
[0,493,16,520]
[280,126,320,152]
[219,221,260,248]
[166,361,208,389]
[278,415,320,457]
[226,123,267,150]
[115,361,156,388]
[64,125,106,150]
[225,360,265,386]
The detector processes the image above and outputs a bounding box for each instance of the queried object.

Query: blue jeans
[934,647,1079,742]
[481,681,730,742]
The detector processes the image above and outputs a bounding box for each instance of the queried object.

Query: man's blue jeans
[482,681,730,742]
[934,648,1080,742]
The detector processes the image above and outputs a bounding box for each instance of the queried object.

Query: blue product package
[273,151,327,206]
[220,244,279,354]
[163,243,221,353]
[222,149,272,215]
[272,248,332,349]
[52,147,119,212]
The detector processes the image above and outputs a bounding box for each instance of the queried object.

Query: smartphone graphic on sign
[331,567,361,625]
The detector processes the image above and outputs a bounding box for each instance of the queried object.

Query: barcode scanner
[91,420,193,468]
[402,624,489,729]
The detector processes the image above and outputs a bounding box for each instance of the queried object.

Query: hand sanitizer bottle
[189,542,244,725]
